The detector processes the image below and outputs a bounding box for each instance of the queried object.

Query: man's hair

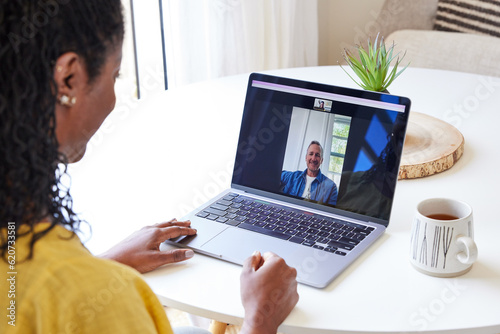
[0,0,124,260]
[308,140,324,158]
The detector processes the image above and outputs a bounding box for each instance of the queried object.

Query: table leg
[208,320,227,334]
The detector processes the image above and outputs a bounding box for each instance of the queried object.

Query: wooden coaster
[399,112,465,179]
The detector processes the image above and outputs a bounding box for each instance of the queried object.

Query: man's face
[305,144,323,174]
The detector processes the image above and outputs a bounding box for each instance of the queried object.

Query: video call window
[313,98,332,112]
[281,107,352,206]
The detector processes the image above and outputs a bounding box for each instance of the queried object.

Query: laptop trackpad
[201,226,301,265]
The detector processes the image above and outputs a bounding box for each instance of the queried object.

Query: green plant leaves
[340,34,409,92]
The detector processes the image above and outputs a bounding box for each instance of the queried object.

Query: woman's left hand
[100,219,197,273]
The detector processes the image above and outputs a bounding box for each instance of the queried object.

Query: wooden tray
[399,112,465,179]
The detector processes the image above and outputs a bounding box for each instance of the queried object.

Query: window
[329,115,351,180]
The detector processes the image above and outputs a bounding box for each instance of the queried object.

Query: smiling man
[281,140,338,206]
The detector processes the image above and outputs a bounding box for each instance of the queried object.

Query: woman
[0,1,298,333]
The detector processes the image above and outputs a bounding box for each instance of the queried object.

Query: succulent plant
[340,34,409,92]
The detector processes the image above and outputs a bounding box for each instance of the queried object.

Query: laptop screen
[232,73,411,226]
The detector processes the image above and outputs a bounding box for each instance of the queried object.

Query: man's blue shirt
[280,169,338,206]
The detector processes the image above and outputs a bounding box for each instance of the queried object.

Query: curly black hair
[0,0,124,260]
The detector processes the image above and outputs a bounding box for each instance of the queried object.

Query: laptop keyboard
[195,193,374,256]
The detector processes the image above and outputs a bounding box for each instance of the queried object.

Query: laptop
[166,73,411,288]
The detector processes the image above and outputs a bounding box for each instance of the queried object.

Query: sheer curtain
[162,0,319,87]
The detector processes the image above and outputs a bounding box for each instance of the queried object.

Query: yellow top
[0,223,173,334]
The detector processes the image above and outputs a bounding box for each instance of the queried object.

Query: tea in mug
[426,213,459,220]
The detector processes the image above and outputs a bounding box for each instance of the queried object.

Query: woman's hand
[240,251,299,334]
[99,219,197,273]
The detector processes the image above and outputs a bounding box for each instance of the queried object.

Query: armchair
[374,0,500,77]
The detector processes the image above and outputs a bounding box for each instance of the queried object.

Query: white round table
[69,66,500,333]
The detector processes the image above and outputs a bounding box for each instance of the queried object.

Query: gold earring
[59,94,76,107]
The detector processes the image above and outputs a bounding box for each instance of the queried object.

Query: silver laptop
[166,73,411,288]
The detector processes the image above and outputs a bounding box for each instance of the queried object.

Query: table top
[68,66,500,333]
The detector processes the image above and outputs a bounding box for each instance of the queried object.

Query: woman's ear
[53,52,85,107]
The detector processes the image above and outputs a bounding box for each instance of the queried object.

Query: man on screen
[281,140,338,206]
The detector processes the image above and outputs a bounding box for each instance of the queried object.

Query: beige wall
[318,0,386,66]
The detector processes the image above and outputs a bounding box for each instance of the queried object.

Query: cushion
[434,0,500,37]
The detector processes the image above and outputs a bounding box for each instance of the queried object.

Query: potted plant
[340,34,409,93]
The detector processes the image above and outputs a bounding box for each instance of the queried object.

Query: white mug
[409,198,478,277]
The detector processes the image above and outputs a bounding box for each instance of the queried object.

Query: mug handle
[456,235,478,265]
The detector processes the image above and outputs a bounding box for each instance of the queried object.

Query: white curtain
[162,0,319,87]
